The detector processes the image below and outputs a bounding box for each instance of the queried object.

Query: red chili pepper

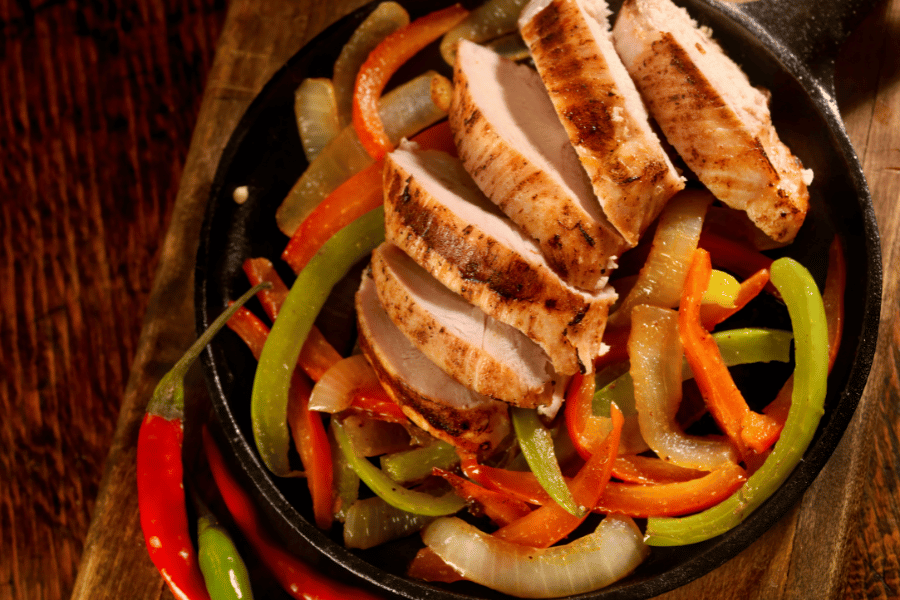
[352,4,468,159]
[224,304,333,529]
[679,248,780,458]
[202,425,385,600]
[137,283,269,600]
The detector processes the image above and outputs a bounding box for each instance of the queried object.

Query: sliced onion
[276,71,451,236]
[422,515,649,598]
[609,188,713,327]
[332,1,410,127]
[344,496,434,549]
[439,0,530,65]
[308,354,378,413]
[294,77,341,162]
[629,304,736,470]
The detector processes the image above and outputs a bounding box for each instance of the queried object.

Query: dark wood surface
[1,0,898,599]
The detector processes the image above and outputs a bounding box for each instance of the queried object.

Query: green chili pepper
[251,207,385,476]
[332,419,467,516]
[380,441,459,484]
[197,510,255,600]
[593,328,794,418]
[511,406,583,517]
[644,258,828,545]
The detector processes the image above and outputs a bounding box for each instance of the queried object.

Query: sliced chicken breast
[518,0,684,247]
[356,273,510,456]
[450,39,627,291]
[383,146,615,376]
[370,242,556,408]
[612,0,810,244]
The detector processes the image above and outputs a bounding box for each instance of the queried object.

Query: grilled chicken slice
[370,242,556,408]
[612,0,811,244]
[356,273,510,456]
[450,39,627,292]
[518,0,684,247]
[383,145,615,376]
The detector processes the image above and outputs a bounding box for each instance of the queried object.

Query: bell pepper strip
[595,325,630,370]
[407,547,465,583]
[764,236,846,425]
[565,372,603,461]
[226,306,270,359]
[492,405,623,549]
[511,406,583,517]
[251,207,384,476]
[460,454,551,506]
[593,461,748,518]
[698,229,778,296]
[281,120,456,275]
[328,424,360,522]
[242,257,341,382]
[352,4,468,159]
[137,282,268,600]
[645,256,829,545]
[433,468,533,527]
[679,248,781,458]
[349,387,409,424]
[195,498,255,600]
[201,426,385,600]
[332,418,466,516]
[611,455,707,484]
[381,441,459,484]
[700,267,770,330]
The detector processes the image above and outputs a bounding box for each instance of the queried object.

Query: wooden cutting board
[69,0,900,598]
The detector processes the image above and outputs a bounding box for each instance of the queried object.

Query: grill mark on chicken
[518,0,684,247]
[612,0,810,243]
[383,147,616,375]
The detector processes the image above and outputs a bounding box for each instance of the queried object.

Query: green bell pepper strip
[644,257,828,545]
[332,419,467,516]
[251,206,385,476]
[380,440,459,484]
[196,509,255,600]
[511,406,583,517]
[593,328,794,418]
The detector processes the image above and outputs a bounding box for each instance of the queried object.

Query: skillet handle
[734,0,882,88]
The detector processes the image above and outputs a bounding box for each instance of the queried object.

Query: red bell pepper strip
[242,257,341,381]
[433,468,533,527]
[764,236,846,425]
[137,282,268,600]
[611,455,707,484]
[349,387,410,424]
[564,373,597,461]
[697,229,775,287]
[407,547,464,583]
[281,120,457,275]
[699,267,770,330]
[492,405,623,548]
[595,325,630,370]
[459,454,550,506]
[225,304,333,528]
[679,248,780,458]
[202,426,385,600]
[593,462,747,518]
[352,4,468,159]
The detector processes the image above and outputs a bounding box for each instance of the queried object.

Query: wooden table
[2,0,898,598]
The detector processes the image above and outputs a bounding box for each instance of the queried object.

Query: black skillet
[196,0,883,597]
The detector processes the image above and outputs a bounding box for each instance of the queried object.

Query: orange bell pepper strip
[352,4,468,159]
[433,468,533,527]
[611,455,707,484]
[225,306,333,530]
[699,267,770,330]
[349,386,409,425]
[679,248,781,458]
[764,235,846,425]
[459,454,550,506]
[281,121,456,275]
[492,405,623,549]
[593,461,747,518]
[243,257,341,381]
[564,372,598,461]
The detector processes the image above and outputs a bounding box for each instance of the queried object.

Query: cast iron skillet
[196,0,883,597]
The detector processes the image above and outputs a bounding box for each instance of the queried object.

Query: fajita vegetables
[207,0,846,597]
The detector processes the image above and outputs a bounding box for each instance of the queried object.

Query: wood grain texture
[0,0,897,599]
